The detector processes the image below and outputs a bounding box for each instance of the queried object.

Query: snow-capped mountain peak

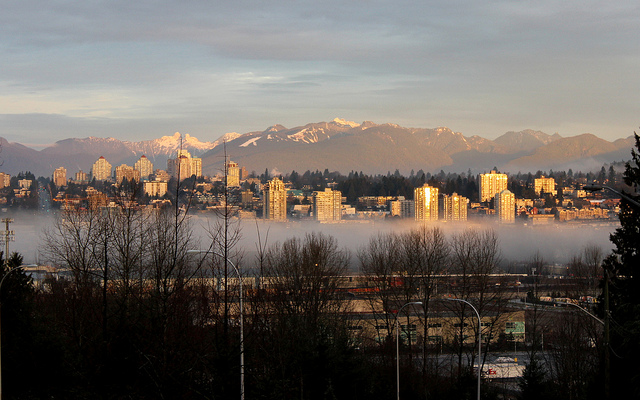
[332,118,360,128]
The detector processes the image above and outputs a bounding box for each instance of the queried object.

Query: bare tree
[254,232,351,398]
[448,228,506,377]
[568,244,604,298]
[399,226,449,378]
[582,244,604,298]
[358,232,404,345]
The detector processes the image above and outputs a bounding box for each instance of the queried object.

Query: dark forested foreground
[0,217,613,400]
[2,134,640,400]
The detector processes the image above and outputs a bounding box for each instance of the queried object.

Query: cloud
[0,0,638,145]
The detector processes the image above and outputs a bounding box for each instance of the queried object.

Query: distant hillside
[0,120,634,177]
[503,133,632,172]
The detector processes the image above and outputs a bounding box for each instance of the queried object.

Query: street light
[583,184,640,210]
[0,265,25,400]
[445,298,481,400]
[556,297,609,398]
[188,250,244,400]
[396,301,422,400]
[556,301,604,325]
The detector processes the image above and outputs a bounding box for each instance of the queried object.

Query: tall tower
[443,193,468,221]
[496,189,516,223]
[414,184,439,222]
[167,150,202,181]
[53,167,67,187]
[313,188,342,221]
[479,170,508,203]
[91,156,112,181]
[226,160,240,187]
[263,177,287,221]
[134,155,154,180]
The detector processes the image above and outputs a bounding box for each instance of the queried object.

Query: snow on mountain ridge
[212,132,243,147]
[288,127,323,143]
[240,137,262,147]
[332,118,360,128]
[123,132,216,158]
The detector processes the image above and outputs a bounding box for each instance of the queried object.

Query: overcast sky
[1,0,638,148]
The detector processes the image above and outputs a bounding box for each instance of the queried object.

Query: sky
[1,0,639,149]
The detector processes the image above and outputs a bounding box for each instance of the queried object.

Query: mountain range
[0,119,634,178]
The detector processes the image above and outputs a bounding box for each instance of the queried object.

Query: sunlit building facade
[0,173,10,189]
[226,160,240,187]
[313,188,342,221]
[263,177,287,221]
[134,155,154,180]
[443,193,468,221]
[389,198,414,218]
[91,156,112,181]
[115,164,141,184]
[53,167,67,187]
[534,176,557,196]
[167,150,202,181]
[479,170,508,203]
[496,189,516,223]
[414,184,439,222]
[74,170,89,184]
[144,181,168,197]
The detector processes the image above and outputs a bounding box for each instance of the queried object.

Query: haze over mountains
[0,119,634,178]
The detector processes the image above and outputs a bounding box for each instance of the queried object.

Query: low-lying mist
[9,211,616,272]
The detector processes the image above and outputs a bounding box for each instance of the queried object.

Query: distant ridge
[0,121,634,177]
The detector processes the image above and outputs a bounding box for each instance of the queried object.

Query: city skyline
[1,1,639,148]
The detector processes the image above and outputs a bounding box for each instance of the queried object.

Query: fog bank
[7,212,616,270]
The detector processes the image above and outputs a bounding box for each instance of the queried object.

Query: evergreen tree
[602,133,640,398]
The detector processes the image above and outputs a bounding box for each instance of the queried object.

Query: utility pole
[0,219,14,267]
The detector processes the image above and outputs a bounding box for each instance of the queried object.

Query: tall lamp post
[0,265,25,400]
[396,301,422,400]
[445,298,481,400]
[188,250,244,400]
[583,184,640,209]
[556,301,604,326]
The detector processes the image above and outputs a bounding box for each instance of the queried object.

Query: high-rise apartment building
[53,167,67,187]
[534,176,557,196]
[74,170,89,184]
[389,197,414,218]
[479,170,508,203]
[0,173,10,189]
[495,189,516,223]
[167,150,202,181]
[91,156,112,181]
[414,184,439,222]
[263,177,287,221]
[226,160,240,187]
[115,164,141,184]
[443,193,468,221]
[134,155,154,180]
[313,188,342,221]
